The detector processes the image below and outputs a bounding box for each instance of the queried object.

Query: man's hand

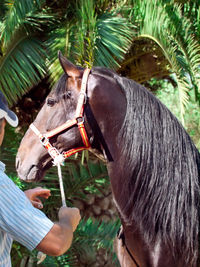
[36,206,81,256]
[24,187,51,209]
[58,206,81,232]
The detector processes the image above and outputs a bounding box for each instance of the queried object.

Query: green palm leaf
[0,0,53,105]
[130,0,200,123]
[46,26,70,84]
[1,0,44,47]
[95,12,134,69]
[164,3,200,101]
[47,0,134,84]
[0,37,47,105]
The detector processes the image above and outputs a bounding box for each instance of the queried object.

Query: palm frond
[46,25,71,84]
[164,3,200,102]
[197,6,200,38]
[74,218,120,254]
[95,12,134,69]
[72,0,97,67]
[0,37,47,105]
[131,0,200,123]
[176,78,190,125]
[47,0,134,82]
[1,0,44,46]
[63,159,109,201]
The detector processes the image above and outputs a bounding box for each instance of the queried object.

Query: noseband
[30,68,91,166]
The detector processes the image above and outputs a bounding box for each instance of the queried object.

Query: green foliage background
[154,77,200,150]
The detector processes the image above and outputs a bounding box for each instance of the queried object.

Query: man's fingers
[31,200,43,209]
[33,188,51,199]
[25,188,51,210]
[34,197,41,202]
[39,192,51,199]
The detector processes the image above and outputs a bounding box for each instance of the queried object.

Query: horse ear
[58,51,81,78]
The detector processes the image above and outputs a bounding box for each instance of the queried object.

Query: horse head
[16,52,125,181]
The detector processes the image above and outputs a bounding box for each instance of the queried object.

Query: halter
[29,67,113,209]
[30,68,91,166]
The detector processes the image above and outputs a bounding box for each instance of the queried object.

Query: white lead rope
[57,163,67,207]
[37,164,66,265]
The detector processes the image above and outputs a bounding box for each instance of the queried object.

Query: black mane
[114,75,200,264]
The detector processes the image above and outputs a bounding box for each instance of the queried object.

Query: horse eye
[47,98,56,107]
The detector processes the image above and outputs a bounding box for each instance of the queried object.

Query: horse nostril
[16,157,20,170]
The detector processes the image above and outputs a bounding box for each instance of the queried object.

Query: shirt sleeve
[0,172,54,251]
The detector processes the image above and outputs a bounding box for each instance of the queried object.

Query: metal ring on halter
[40,136,49,146]
[76,116,84,124]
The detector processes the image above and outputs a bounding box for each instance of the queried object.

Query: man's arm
[24,187,81,256]
[0,178,81,255]
[36,207,81,256]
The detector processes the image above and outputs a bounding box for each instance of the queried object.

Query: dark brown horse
[16,53,200,267]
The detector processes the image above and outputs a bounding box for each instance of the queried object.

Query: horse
[16,52,200,267]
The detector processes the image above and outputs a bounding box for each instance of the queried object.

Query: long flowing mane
[113,75,200,264]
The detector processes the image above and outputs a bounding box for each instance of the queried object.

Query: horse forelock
[115,76,200,264]
[53,74,67,98]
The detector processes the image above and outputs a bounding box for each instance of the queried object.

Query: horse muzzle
[16,156,43,182]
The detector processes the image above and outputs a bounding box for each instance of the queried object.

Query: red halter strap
[29,68,91,165]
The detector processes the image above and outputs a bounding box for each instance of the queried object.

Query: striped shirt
[0,161,54,267]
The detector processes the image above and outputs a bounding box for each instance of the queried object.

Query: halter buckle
[39,135,65,166]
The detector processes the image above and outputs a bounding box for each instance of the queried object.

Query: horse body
[16,54,200,266]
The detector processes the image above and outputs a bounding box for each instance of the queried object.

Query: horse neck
[88,74,127,160]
